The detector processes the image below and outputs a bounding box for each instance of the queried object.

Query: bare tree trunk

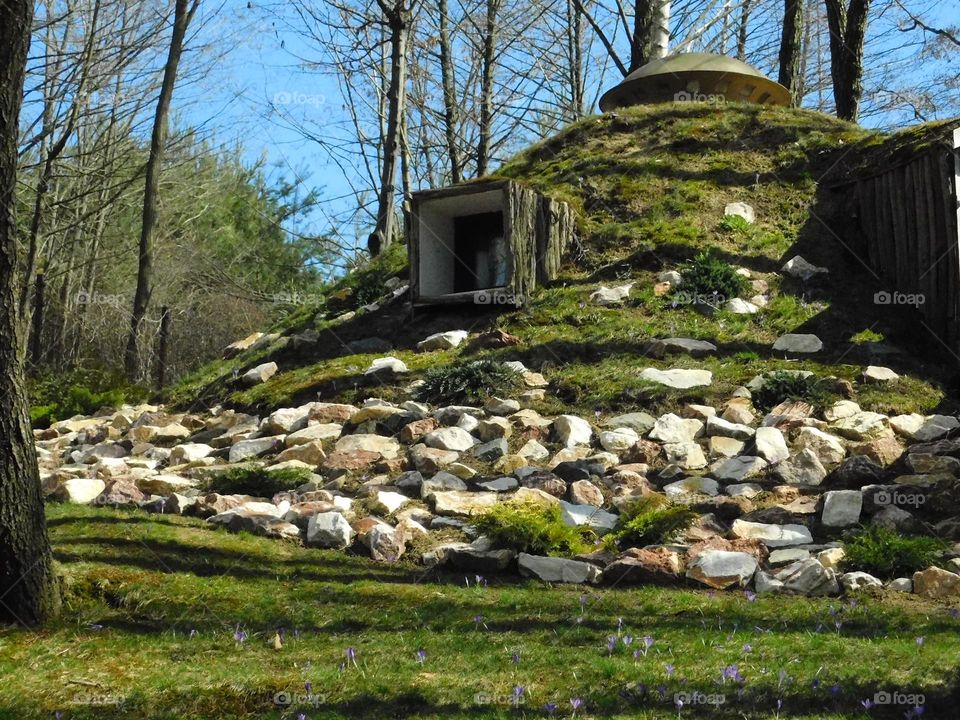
[372,0,411,253]
[779,0,806,105]
[437,0,462,182]
[736,0,753,61]
[567,0,585,120]
[0,0,61,627]
[125,0,198,379]
[630,0,657,72]
[824,0,871,122]
[477,0,499,176]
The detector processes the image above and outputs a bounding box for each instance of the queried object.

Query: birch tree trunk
[0,0,62,627]
[125,0,199,378]
[477,0,499,176]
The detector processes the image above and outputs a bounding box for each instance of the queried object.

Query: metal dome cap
[599,52,791,111]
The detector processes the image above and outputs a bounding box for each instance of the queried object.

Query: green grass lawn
[1,505,957,719]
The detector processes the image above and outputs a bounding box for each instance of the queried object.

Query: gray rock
[606,412,656,435]
[306,512,355,548]
[821,490,862,527]
[559,500,618,533]
[229,436,283,463]
[754,427,790,464]
[649,414,703,444]
[686,550,758,589]
[706,416,754,440]
[649,337,717,359]
[663,476,719,498]
[242,362,278,386]
[773,559,839,596]
[772,334,823,354]
[479,476,519,492]
[711,456,767,482]
[781,255,828,281]
[472,438,509,461]
[840,571,882,593]
[420,472,469,497]
[518,554,602,583]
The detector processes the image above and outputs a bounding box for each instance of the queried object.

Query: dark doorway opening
[453,211,506,292]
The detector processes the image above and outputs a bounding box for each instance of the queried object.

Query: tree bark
[736,0,753,61]
[779,0,805,106]
[477,0,499,176]
[824,0,871,122]
[630,0,656,72]
[373,0,411,252]
[124,0,198,379]
[437,0,462,183]
[0,0,62,627]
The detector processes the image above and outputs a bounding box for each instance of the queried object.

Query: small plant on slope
[752,371,829,413]
[474,502,593,556]
[842,525,945,580]
[417,360,522,405]
[206,466,314,498]
[675,251,749,305]
[607,495,696,550]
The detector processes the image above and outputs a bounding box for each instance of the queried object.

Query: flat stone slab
[772,334,823,354]
[731,519,813,547]
[649,338,717,359]
[518,554,601,584]
[640,368,713,389]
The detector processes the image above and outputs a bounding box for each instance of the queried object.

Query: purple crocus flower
[346,646,357,667]
[949,608,959,619]
[622,635,633,647]
[743,643,752,653]
[511,651,521,664]
[188,628,197,639]
[305,681,312,694]
[721,665,743,683]
[297,714,307,720]
[675,696,684,712]
[744,591,756,602]
[570,697,583,715]
[606,635,617,654]
[579,595,587,608]
[665,663,675,677]
[416,649,427,664]
[513,686,525,703]
[861,699,874,709]
[233,625,247,643]
[543,701,557,716]
[916,636,925,648]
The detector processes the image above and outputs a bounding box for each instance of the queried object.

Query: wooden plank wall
[852,144,960,356]
[535,196,576,285]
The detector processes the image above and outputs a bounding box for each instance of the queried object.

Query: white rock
[887,577,913,593]
[306,512,354,548]
[821,490,862,527]
[841,571,882,592]
[824,400,860,422]
[772,449,828,486]
[590,283,634,306]
[55,478,106,504]
[242,362,278,386]
[795,427,846,466]
[731,519,813,547]
[558,501,618,533]
[424,427,476,452]
[687,550,758,589]
[430,490,499,516]
[862,366,899,384]
[706,416,754,440]
[639,368,713,389]
[781,255,828,281]
[725,298,760,314]
[372,490,410,515]
[335,433,402,459]
[417,330,469,352]
[663,476,719,498]
[229,437,282,463]
[649,414,703,444]
[599,427,640,452]
[772,334,823,354]
[831,411,889,441]
[662,442,708,470]
[554,415,593,448]
[724,202,755,223]
[286,424,342,446]
[753,426,789,464]
[169,443,214,464]
[364,356,409,375]
[517,439,550,461]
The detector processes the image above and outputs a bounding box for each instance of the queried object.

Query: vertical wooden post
[29,273,44,366]
[156,305,171,389]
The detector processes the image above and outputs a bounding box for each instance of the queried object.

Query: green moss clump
[842,526,946,580]
[474,502,593,556]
